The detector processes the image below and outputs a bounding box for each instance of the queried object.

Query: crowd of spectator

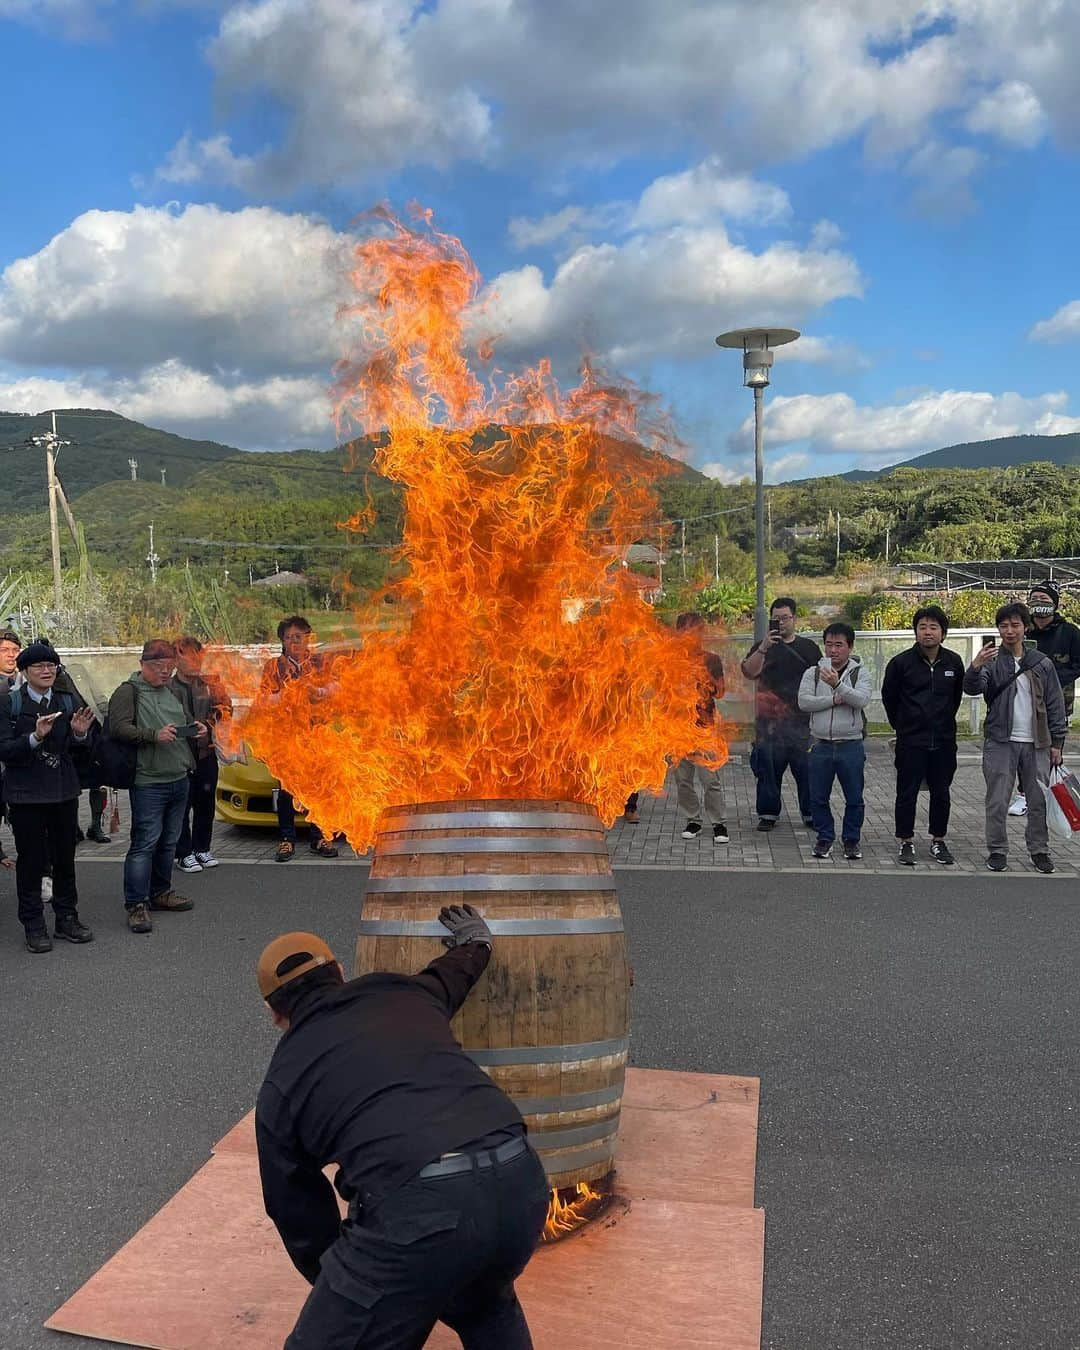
[2,587,1079,954]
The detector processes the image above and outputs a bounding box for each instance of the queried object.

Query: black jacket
[255,944,523,1285]
[1028,614,1080,712]
[881,644,966,747]
[0,684,92,803]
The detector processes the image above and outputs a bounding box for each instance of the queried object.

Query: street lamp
[715,326,800,641]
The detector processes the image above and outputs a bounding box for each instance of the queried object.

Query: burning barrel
[355,798,629,1190]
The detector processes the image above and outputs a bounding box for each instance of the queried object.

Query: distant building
[777,524,822,547]
[251,569,308,588]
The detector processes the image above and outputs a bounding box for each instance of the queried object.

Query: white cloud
[507,205,623,252]
[965,80,1047,147]
[905,139,985,217]
[731,387,1080,469]
[631,159,791,229]
[772,335,870,369]
[155,0,1080,201]
[700,451,811,484]
[0,361,332,451]
[0,203,349,375]
[809,219,844,250]
[475,225,862,368]
[1030,300,1080,344]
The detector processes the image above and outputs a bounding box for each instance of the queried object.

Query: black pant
[176,754,219,858]
[286,1144,550,1350]
[752,718,812,822]
[8,798,80,933]
[277,788,322,845]
[894,741,958,840]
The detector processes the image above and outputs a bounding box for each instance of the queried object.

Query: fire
[224,207,727,850]
[542,1182,607,1242]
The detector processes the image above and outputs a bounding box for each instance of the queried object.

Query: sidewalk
[22,738,1080,880]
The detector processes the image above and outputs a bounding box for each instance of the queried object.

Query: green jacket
[108,674,196,786]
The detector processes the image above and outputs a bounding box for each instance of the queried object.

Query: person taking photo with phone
[107,639,207,934]
[881,605,965,866]
[0,641,96,952]
[964,602,1067,874]
[741,598,821,832]
[1007,581,1080,817]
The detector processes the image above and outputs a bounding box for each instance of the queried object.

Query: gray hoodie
[798,654,872,741]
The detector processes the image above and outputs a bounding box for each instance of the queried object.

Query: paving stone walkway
[18,737,1079,880]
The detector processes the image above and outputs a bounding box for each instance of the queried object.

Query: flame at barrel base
[541,1177,611,1242]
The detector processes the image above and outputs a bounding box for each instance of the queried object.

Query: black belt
[418,1134,529,1179]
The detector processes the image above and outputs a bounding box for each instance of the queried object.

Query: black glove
[438,903,493,949]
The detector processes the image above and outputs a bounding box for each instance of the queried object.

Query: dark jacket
[0,683,91,804]
[1028,614,1080,714]
[963,648,1067,749]
[694,651,725,730]
[881,644,966,747]
[255,945,523,1285]
[169,671,232,760]
[260,650,329,698]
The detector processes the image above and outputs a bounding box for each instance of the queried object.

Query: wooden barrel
[355,798,629,1190]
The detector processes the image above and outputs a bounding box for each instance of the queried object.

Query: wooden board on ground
[46,1067,763,1350]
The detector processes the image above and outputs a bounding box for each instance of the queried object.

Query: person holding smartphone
[964,602,1066,873]
[741,597,821,832]
[0,641,96,952]
[107,639,207,934]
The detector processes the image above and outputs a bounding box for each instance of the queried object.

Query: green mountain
[848,432,1080,479]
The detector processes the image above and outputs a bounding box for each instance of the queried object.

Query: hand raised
[34,711,61,740]
[71,706,96,736]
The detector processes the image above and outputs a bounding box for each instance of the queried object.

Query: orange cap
[257,931,336,999]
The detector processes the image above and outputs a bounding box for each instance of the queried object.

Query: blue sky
[3,0,1080,481]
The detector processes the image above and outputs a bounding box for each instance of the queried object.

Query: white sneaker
[41,875,53,903]
[1007,795,1027,817]
[177,854,203,873]
[194,852,219,869]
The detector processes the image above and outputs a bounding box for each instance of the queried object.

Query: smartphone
[174,722,201,737]
[981,636,997,648]
[768,618,780,634]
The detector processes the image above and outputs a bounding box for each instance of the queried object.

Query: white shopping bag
[1037,777,1073,841]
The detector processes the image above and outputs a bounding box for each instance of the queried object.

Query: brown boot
[149,889,194,912]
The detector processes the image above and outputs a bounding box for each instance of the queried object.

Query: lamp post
[715,326,800,641]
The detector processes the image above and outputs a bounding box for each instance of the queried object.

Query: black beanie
[16,641,60,671]
[1030,580,1060,609]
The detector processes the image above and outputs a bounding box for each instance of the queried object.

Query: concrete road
[1,860,1076,1350]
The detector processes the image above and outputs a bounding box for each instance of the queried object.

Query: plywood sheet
[48,1068,763,1350]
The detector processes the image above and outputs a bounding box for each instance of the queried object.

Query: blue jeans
[123,777,190,908]
[808,739,865,845]
[752,718,812,822]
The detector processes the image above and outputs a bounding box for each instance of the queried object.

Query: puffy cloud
[905,139,985,217]
[700,451,811,484]
[507,205,624,252]
[631,160,791,229]
[474,225,862,368]
[964,80,1047,147]
[0,203,350,375]
[731,387,1080,469]
[157,0,1080,196]
[1029,300,1080,344]
[0,360,332,451]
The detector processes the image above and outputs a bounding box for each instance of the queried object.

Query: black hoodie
[1028,613,1080,714]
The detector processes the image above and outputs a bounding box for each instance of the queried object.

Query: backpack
[814,665,868,738]
[7,688,97,788]
[8,688,77,722]
[86,686,140,789]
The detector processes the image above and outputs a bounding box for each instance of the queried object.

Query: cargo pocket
[287,1270,380,1349]
[378,1205,460,1247]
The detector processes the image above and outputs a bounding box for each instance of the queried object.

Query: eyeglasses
[27,662,58,672]
[142,659,173,670]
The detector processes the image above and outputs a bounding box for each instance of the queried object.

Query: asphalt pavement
[1,860,1077,1350]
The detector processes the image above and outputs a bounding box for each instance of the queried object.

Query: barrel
[355,798,630,1190]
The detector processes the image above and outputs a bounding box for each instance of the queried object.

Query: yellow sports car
[215,752,309,829]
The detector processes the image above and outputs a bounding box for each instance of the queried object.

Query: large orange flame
[226,208,726,849]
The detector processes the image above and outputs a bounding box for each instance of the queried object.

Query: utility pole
[248,564,254,586]
[128,457,138,482]
[767,496,773,551]
[146,523,160,585]
[714,533,720,582]
[680,518,687,580]
[25,411,72,612]
[835,513,841,569]
[160,466,167,486]
[885,525,890,563]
